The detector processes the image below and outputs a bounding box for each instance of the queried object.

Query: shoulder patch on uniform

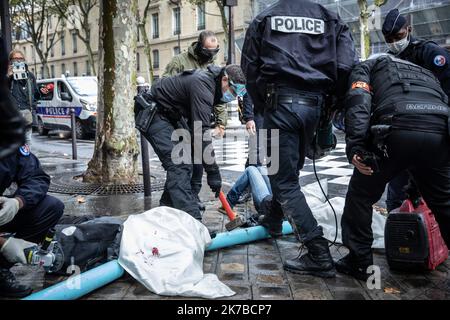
[19,144,30,157]
[434,55,447,67]
[271,16,325,35]
[351,81,371,93]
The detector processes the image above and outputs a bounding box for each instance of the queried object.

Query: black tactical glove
[207,170,222,198]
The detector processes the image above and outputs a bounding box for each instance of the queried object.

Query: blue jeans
[386,171,409,212]
[227,166,271,209]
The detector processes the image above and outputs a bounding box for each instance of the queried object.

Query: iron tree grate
[48,171,165,195]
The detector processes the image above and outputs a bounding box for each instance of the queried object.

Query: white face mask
[387,33,410,55]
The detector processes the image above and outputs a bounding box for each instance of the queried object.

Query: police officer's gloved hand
[0,237,37,264]
[207,171,222,198]
[0,197,20,226]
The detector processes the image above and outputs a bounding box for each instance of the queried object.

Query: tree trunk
[83,38,97,76]
[84,0,139,184]
[216,0,229,37]
[358,0,370,60]
[139,23,154,83]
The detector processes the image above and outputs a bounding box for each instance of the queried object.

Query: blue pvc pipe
[206,221,293,251]
[23,260,124,300]
[23,221,293,300]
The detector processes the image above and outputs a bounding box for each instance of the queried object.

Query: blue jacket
[0,148,50,210]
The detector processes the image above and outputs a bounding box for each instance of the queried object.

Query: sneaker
[0,269,33,298]
[237,189,252,204]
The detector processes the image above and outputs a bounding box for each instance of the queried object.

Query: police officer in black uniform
[136,65,246,222]
[241,0,357,278]
[337,53,450,281]
[382,9,450,212]
[0,149,65,298]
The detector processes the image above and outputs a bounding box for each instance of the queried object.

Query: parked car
[36,76,97,139]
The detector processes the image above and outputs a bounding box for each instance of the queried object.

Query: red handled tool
[219,191,247,231]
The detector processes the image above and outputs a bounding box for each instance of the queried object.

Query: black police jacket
[241,0,357,114]
[151,65,223,130]
[344,54,449,162]
[8,72,41,111]
[242,93,261,123]
[0,148,50,210]
[394,37,450,99]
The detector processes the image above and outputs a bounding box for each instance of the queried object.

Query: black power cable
[312,131,339,247]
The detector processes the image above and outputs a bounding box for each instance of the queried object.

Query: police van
[36,76,97,139]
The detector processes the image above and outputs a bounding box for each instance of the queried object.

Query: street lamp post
[223,0,237,65]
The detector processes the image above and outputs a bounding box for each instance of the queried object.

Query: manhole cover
[49,170,165,195]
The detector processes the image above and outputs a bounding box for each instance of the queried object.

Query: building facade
[13,0,264,81]
[12,0,450,81]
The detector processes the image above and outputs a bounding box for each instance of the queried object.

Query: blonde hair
[9,49,25,61]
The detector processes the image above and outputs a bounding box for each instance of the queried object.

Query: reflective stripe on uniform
[271,16,325,35]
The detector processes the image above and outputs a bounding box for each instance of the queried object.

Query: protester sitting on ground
[218,166,273,219]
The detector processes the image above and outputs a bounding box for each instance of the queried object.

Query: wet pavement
[5,132,450,300]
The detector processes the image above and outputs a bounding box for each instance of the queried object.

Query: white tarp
[118,206,235,299]
[302,179,387,249]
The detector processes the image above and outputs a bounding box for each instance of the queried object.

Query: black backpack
[52,216,123,275]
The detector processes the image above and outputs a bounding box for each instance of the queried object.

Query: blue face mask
[221,71,247,103]
[221,89,236,103]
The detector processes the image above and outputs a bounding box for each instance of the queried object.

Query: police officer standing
[382,9,450,212]
[135,65,246,222]
[241,0,357,278]
[338,54,450,280]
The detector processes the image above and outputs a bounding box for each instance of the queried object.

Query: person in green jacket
[163,30,227,211]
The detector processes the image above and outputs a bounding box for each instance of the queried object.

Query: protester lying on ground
[218,166,273,221]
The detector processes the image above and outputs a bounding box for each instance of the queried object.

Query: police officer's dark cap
[382,9,407,36]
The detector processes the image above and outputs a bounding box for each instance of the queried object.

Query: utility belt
[265,83,323,111]
[371,101,450,157]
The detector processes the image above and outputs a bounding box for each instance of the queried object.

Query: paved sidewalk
[6,143,450,300]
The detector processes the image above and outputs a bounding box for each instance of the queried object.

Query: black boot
[258,196,283,237]
[0,268,33,298]
[193,193,205,212]
[335,253,373,281]
[258,213,283,238]
[283,237,336,278]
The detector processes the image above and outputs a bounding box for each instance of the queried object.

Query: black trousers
[191,164,203,198]
[0,195,64,269]
[342,129,450,263]
[264,88,324,243]
[141,112,201,220]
